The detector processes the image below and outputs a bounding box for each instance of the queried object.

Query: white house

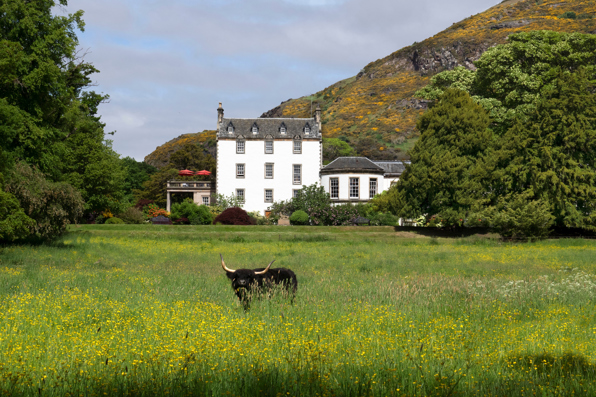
[319,157,407,203]
[216,103,322,214]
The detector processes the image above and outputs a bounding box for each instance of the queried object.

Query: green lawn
[1,225,595,396]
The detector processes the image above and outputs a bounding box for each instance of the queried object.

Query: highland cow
[220,254,297,304]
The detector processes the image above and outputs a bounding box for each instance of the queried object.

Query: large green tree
[0,0,126,237]
[395,32,596,235]
[416,31,596,131]
[479,70,596,231]
[391,89,492,226]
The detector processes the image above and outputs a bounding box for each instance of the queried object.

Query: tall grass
[0,226,596,396]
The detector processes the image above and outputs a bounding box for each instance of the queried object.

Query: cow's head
[220,254,274,292]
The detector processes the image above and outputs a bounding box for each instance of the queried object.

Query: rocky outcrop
[394,99,432,110]
[489,19,530,29]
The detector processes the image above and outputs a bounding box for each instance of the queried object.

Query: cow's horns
[254,260,275,275]
[220,254,236,273]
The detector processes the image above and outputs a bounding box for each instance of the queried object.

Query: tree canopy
[0,0,127,240]
[416,31,596,131]
[392,31,596,236]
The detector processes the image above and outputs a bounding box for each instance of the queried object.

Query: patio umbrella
[178,169,194,176]
[195,170,212,175]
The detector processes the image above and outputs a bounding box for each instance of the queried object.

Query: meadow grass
[1,225,596,396]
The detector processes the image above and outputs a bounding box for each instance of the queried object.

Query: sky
[60,0,499,161]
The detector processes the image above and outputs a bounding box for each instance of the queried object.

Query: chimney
[315,103,321,132]
[217,102,224,131]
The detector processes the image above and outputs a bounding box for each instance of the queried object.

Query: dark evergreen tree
[480,70,596,230]
[392,89,492,226]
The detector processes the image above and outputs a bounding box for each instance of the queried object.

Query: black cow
[220,254,297,305]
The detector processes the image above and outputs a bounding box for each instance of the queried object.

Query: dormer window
[227,123,234,134]
[304,124,311,135]
[252,123,259,134]
[280,123,287,135]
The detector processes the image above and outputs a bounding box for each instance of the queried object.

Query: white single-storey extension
[320,157,407,203]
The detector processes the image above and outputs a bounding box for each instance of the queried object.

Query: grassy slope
[263,0,596,159]
[1,226,596,395]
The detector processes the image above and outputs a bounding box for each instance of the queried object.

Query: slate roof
[218,117,320,140]
[320,157,385,175]
[373,161,409,175]
[320,157,409,176]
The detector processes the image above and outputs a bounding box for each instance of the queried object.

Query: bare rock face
[489,19,530,29]
[395,99,432,110]
[405,42,491,76]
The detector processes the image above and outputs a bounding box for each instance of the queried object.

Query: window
[265,140,273,154]
[236,164,245,178]
[369,178,377,199]
[265,189,273,203]
[265,163,274,179]
[236,189,245,203]
[228,125,234,134]
[280,126,286,134]
[349,178,359,199]
[304,125,310,135]
[293,140,302,154]
[330,178,339,199]
[202,196,210,205]
[293,189,300,198]
[236,140,245,154]
[293,164,301,185]
[252,124,259,134]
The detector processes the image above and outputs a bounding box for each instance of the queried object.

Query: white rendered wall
[321,173,384,203]
[382,176,400,192]
[217,139,321,214]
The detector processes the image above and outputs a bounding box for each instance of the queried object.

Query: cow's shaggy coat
[220,254,297,305]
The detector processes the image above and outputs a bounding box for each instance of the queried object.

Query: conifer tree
[392,89,492,226]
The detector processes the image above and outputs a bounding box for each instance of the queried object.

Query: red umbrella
[178,169,194,176]
[195,170,212,175]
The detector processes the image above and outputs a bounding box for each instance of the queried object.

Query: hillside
[144,130,216,169]
[261,0,596,160]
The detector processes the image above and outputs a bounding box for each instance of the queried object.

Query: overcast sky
[60,0,499,161]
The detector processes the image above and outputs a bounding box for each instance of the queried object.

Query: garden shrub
[189,205,213,225]
[213,207,253,225]
[370,212,399,226]
[105,217,124,224]
[290,210,309,225]
[135,199,154,211]
[171,199,213,225]
[117,207,146,224]
[0,187,35,242]
[248,211,269,225]
[5,162,84,240]
[310,204,360,226]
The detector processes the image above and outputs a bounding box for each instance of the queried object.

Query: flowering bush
[309,204,360,226]
[147,204,170,218]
